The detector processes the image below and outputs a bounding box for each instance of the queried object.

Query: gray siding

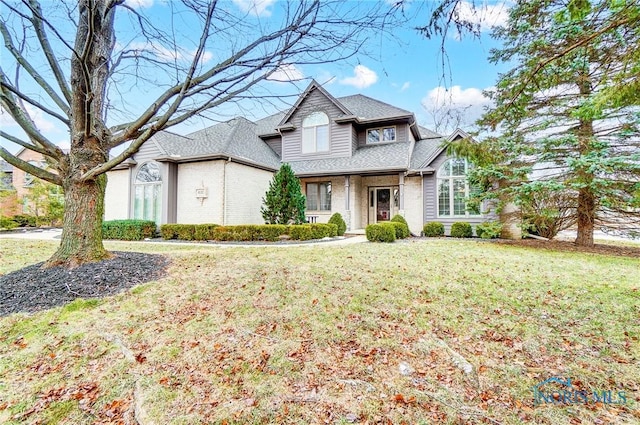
[422,150,491,235]
[162,162,177,224]
[357,123,409,147]
[281,88,353,162]
[265,136,282,158]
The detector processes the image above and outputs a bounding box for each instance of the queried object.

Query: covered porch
[299,173,424,234]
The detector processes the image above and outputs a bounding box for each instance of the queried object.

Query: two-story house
[104,81,494,235]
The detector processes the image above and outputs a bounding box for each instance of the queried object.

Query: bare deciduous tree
[0,0,399,267]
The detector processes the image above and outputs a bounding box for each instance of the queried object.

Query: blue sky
[0,0,511,155]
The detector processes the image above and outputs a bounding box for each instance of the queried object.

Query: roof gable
[278,80,352,127]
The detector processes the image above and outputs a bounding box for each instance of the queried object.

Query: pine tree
[448,0,640,246]
[261,164,306,225]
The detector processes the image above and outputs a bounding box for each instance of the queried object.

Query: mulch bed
[0,252,169,317]
[493,239,640,258]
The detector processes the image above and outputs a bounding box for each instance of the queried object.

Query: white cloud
[339,65,378,89]
[124,0,153,9]
[401,81,411,92]
[0,105,57,133]
[421,85,493,131]
[126,41,212,64]
[315,70,336,85]
[232,0,276,17]
[453,1,509,32]
[267,64,304,82]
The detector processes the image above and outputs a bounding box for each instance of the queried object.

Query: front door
[368,187,397,224]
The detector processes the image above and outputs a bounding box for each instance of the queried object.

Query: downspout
[222,157,231,225]
[420,170,424,234]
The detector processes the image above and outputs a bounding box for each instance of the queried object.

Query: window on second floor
[302,111,329,154]
[306,182,331,211]
[367,126,396,144]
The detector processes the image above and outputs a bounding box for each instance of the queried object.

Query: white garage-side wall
[104,169,130,221]
[224,162,274,225]
[403,176,423,235]
[176,161,225,224]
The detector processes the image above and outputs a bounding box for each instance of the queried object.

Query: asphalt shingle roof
[154,118,281,169]
[410,138,444,170]
[337,94,413,121]
[289,142,412,176]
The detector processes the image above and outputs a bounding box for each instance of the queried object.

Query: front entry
[368,186,398,224]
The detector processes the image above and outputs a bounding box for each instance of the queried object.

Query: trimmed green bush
[160,223,336,242]
[476,221,503,239]
[102,219,156,241]
[160,224,180,240]
[390,221,410,239]
[288,223,337,241]
[365,223,396,243]
[12,214,36,227]
[176,224,197,241]
[0,216,18,230]
[450,221,473,238]
[328,213,347,236]
[423,221,445,237]
[390,214,408,226]
[194,223,220,241]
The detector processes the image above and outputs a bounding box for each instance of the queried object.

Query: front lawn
[0,239,638,424]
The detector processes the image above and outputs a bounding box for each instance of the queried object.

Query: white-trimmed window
[302,112,329,153]
[134,161,162,224]
[23,160,42,187]
[366,126,396,144]
[437,158,480,217]
[306,182,331,211]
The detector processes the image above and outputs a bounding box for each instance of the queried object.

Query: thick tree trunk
[574,71,596,247]
[575,186,595,246]
[46,174,109,267]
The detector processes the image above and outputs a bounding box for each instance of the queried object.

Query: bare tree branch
[0,18,70,114]
[0,146,62,185]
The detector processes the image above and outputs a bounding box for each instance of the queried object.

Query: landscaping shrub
[160,224,181,240]
[160,223,336,242]
[0,216,18,230]
[102,219,156,240]
[365,223,396,243]
[390,214,408,226]
[288,223,337,241]
[194,223,220,241]
[175,224,197,241]
[476,221,503,239]
[390,221,410,239]
[328,212,347,236]
[423,221,445,237]
[12,214,36,227]
[450,221,473,238]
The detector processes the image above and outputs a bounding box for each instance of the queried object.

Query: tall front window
[306,182,331,211]
[437,158,480,217]
[302,111,329,153]
[134,161,162,224]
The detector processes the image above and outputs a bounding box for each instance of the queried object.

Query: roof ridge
[337,93,412,115]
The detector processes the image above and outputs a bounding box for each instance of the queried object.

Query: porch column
[398,172,405,216]
[344,175,351,230]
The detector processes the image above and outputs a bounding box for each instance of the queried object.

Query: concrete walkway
[0,228,368,247]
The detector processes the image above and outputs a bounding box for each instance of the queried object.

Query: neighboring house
[1,149,64,218]
[0,159,18,216]
[105,81,502,235]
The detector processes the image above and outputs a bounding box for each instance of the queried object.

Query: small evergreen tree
[261,164,306,225]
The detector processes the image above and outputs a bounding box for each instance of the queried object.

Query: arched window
[134,161,162,224]
[301,111,329,154]
[437,158,480,217]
